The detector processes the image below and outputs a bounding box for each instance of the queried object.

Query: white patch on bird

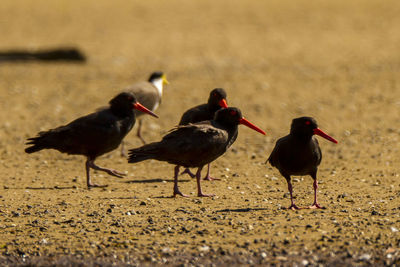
[152,78,164,97]
[152,102,159,111]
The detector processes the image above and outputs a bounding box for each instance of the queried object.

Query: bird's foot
[88,183,108,189]
[180,168,196,178]
[286,204,301,210]
[105,169,126,178]
[197,192,215,197]
[203,175,220,181]
[173,188,190,198]
[308,203,324,209]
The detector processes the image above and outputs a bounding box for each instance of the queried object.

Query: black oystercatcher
[123,71,169,146]
[25,92,158,188]
[179,88,228,181]
[267,117,338,210]
[128,107,266,197]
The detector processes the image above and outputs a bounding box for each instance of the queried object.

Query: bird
[25,92,158,189]
[121,71,168,151]
[178,88,228,181]
[128,107,266,197]
[267,117,338,210]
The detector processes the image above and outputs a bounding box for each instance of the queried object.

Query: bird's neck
[111,106,134,118]
[207,103,222,113]
[291,132,313,143]
[151,78,163,97]
[214,120,238,140]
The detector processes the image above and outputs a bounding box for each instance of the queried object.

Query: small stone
[261,252,267,258]
[198,245,210,252]
[359,254,371,261]
[301,259,309,266]
[162,247,172,254]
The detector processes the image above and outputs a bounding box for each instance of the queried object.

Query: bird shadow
[152,195,178,199]
[99,196,137,200]
[3,186,77,190]
[215,207,269,213]
[124,178,191,184]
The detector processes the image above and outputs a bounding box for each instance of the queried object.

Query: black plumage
[267,117,338,210]
[25,92,158,188]
[129,107,265,197]
[178,88,228,180]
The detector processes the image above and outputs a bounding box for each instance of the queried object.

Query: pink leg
[86,159,126,188]
[285,178,300,210]
[203,163,220,181]
[309,179,323,209]
[173,166,189,197]
[120,141,127,157]
[137,119,146,145]
[196,167,215,197]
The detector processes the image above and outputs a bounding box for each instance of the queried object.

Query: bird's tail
[25,131,55,153]
[128,142,161,163]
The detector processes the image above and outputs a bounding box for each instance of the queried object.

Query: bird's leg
[196,167,215,197]
[203,163,220,181]
[180,168,196,178]
[285,176,300,210]
[85,159,108,188]
[136,119,146,145]
[120,141,128,157]
[88,159,126,179]
[173,166,189,197]
[309,174,323,209]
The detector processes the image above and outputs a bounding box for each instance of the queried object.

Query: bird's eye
[128,96,133,101]
[213,93,217,97]
[305,121,311,125]
[230,110,237,116]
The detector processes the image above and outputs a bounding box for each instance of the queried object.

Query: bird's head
[290,117,337,143]
[110,92,158,118]
[214,107,266,135]
[148,71,169,85]
[208,88,228,108]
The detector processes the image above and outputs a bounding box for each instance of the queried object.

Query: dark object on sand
[128,107,265,197]
[25,92,158,188]
[267,117,338,210]
[179,88,228,181]
[0,47,86,62]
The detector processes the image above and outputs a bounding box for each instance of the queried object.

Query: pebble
[198,245,210,252]
[301,259,309,266]
[260,252,267,258]
[162,247,172,254]
[359,254,371,261]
